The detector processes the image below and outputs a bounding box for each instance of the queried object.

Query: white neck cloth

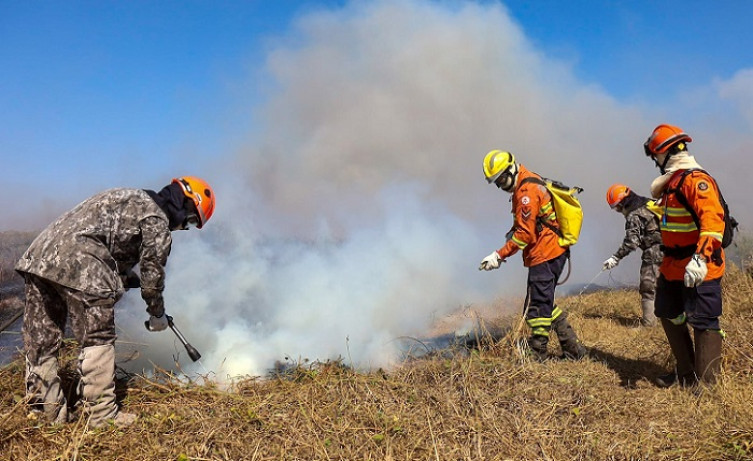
[650,153,703,198]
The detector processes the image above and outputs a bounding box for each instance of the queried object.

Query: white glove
[602,256,619,270]
[146,314,169,332]
[684,253,708,288]
[479,251,504,271]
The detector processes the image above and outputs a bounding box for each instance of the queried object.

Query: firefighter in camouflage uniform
[479,150,586,361]
[603,184,663,326]
[15,176,215,428]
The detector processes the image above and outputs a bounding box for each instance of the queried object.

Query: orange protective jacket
[496,165,566,267]
[657,169,725,281]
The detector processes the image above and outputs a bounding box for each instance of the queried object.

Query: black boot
[551,313,587,360]
[694,329,722,385]
[657,319,696,387]
[655,372,678,387]
[527,334,550,361]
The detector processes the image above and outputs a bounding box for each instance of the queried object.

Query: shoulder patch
[521,196,530,205]
[697,181,708,191]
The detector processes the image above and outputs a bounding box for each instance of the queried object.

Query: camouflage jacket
[614,205,663,263]
[16,189,171,314]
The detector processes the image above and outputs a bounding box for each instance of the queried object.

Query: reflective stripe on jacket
[658,170,725,281]
[496,165,566,267]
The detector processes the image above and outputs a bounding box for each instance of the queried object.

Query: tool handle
[143,315,202,361]
[167,315,202,362]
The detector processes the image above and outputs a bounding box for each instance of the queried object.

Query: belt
[660,245,695,259]
[661,244,723,265]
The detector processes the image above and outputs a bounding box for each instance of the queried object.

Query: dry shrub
[1,266,752,460]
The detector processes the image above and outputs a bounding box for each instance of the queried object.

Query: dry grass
[1,267,752,460]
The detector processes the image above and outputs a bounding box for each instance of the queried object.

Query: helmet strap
[653,152,673,174]
[181,199,202,229]
[495,163,518,192]
[183,212,200,230]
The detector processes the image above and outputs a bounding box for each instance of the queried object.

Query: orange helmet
[172,176,215,228]
[644,124,692,156]
[606,184,630,208]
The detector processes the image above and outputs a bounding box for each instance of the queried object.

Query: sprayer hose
[557,254,572,286]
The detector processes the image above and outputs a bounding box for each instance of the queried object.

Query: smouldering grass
[1,266,752,460]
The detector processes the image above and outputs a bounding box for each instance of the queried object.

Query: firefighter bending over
[16,176,215,427]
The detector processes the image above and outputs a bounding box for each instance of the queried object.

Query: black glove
[122,270,141,290]
[145,295,165,318]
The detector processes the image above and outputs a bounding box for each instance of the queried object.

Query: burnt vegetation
[1,237,753,460]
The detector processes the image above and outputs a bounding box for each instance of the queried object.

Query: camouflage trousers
[638,250,661,326]
[21,273,118,422]
[639,248,662,302]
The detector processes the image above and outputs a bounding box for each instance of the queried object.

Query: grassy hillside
[1,266,752,460]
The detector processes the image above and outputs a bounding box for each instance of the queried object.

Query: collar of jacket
[622,191,650,213]
[512,164,536,191]
[144,182,190,230]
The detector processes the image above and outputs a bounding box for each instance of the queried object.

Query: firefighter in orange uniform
[644,124,725,386]
[479,150,586,361]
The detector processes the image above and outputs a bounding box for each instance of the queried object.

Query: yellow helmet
[482,150,518,191]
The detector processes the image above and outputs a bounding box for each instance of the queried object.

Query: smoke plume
[13,1,753,379]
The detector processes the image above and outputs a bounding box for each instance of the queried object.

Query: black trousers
[524,250,568,323]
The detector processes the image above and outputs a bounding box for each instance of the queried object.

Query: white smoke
[117,182,496,378]
[10,0,751,379]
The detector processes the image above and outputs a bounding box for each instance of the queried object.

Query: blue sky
[2,0,753,229]
[503,0,753,100]
[1,1,318,194]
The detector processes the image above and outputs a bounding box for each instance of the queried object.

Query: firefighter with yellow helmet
[644,124,726,386]
[480,150,586,361]
[16,176,215,427]
[603,183,663,326]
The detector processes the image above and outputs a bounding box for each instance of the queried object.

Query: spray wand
[167,316,202,362]
[577,269,606,297]
[145,315,202,362]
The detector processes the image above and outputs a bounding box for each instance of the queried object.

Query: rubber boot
[551,314,587,360]
[640,299,657,327]
[527,334,550,361]
[657,319,696,387]
[25,354,68,424]
[694,329,722,385]
[77,345,136,429]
